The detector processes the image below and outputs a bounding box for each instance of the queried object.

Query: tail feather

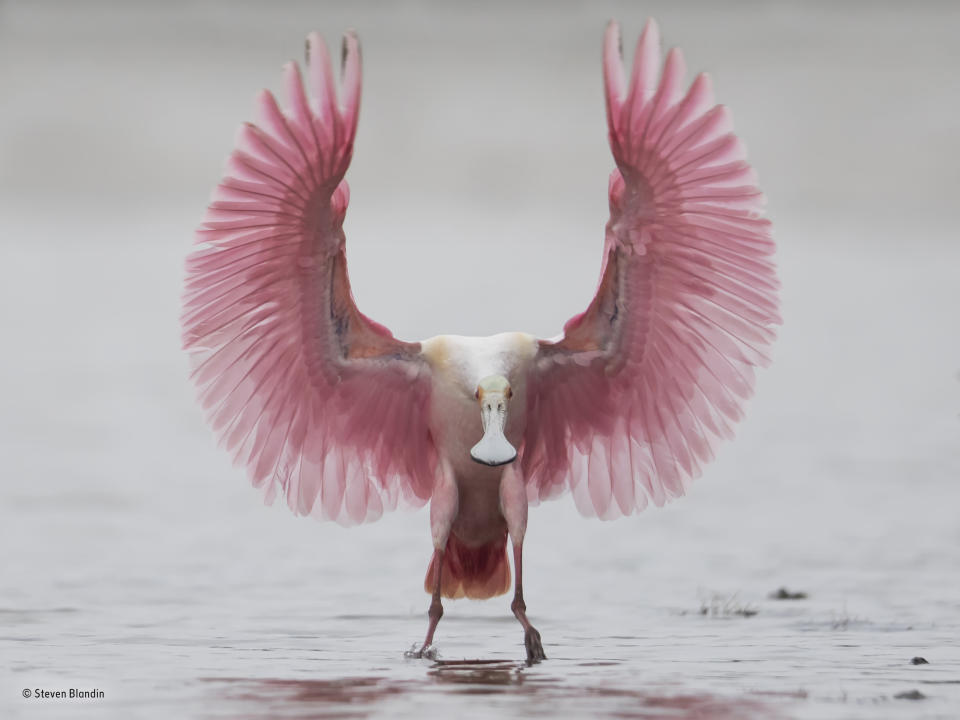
[424,532,511,599]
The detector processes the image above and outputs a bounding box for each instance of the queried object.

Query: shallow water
[2,2,959,718]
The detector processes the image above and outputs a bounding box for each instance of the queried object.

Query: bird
[181,18,780,664]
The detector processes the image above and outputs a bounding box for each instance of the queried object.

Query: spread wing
[182,32,436,525]
[522,20,781,518]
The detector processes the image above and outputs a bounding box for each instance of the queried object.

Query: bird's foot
[404,643,439,660]
[524,627,546,664]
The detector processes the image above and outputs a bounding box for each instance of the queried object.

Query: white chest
[420,332,537,475]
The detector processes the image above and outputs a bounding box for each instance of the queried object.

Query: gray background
[2,1,958,718]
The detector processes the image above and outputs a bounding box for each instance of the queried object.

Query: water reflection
[428,659,526,690]
[203,676,413,719]
[204,662,775,719]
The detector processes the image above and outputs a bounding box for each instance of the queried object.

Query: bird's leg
[500,464,546,664]
[511,542,545,663]
[418,548,445,655]
[410,459,457,659]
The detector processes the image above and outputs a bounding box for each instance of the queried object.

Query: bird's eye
[474,389,479,400]
[507,387,513,399]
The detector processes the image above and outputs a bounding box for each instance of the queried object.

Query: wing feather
[182,32,435,525]
[523,20,780,517]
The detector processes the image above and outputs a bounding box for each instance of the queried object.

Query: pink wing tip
[255,87,275,109]
[631,18,662,97]
[664,46,686,80]
[603,21,626,131]
[694,71,714,99]
[342,29,360,62]
[339,30,362,126]
[638,18,662,59]
[604,19,621,53]
[305,31,328,62]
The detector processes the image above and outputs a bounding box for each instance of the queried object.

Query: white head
[469,374,517,466]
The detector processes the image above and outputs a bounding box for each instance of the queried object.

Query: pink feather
[522,19,781,518]
[182,32,435,526]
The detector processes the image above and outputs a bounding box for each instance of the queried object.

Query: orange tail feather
[424,533,511,600]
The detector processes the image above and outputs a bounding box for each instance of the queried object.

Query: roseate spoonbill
[182,19,780,664]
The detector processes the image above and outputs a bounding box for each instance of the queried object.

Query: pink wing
[521,20,781,518]
[182,32,436,525]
